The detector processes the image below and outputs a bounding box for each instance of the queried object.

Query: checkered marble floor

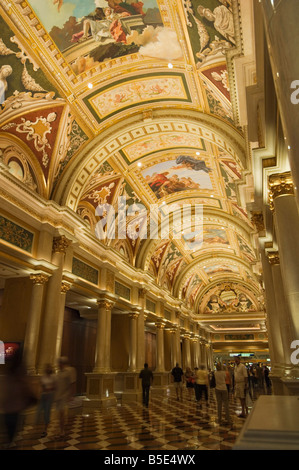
[0,388,266,451]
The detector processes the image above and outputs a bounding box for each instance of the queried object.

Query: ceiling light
[168,63,173,69]
[137,162,142,167]
[210,195,214,197]
[88,83,93,89]
[196,152,200,156]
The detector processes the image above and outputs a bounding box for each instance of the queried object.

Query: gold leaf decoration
[21,64,45,92]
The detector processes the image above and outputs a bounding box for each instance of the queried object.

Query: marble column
[155,320,165,372]
[151,320,168,396]
[24,273,49,374]
[260,247,285,384]
[261,0,299,207]
[84,298,117,408]
[182,334,191,369]
[136,288,147,370]
[128,312,139,372]
[269,173,299,389]
[267,251,293,369]
[37,235,71,373]
[94,299,114,373]
[55,280,72,362]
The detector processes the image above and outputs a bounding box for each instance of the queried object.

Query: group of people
[0,353,76,447]
[170,356,254,424]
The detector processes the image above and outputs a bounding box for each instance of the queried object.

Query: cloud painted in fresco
[139,28,183,61]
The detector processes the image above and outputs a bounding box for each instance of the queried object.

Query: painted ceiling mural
[0,0,266,339]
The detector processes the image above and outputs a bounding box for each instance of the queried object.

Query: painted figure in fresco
[197,4,235,44]
[105,0,145,15]
[72,6,132,44]
[53,0,63,12]
[0,65,12,105]
[174,155,212,173]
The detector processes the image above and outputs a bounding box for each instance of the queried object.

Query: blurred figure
[171,363,184,401]
[1,348,36,447]
[54,357,74,438]
[214,363,231,425]
[234,356,248,418]
[139,363,153,407]
[194,364,209,408]
[185,367,195,400]
[36,364,56,437]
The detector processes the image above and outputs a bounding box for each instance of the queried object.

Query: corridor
[0,386,266,451]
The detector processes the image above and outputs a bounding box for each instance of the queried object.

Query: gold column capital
[61,281,72,293]
[30,273,49,285]
[251,211,265,233]
[128,311,139,320]
[268,172,294,211]
[97,299,115,311]
[52,235,72,254]
[155,319,166,329]
[267,251,280,265]
[138,287,148,298]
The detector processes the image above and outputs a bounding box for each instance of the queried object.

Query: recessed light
[168,63,173,69]
[137,162,142,167]
[88,83,93,89]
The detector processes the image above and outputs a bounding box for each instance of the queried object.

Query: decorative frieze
[0,214,34,252]
[72,257,98,285]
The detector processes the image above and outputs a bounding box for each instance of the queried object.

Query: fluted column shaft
[94,300,114,373]
[155,322,165,372]
[128,312,139,372]
[37,236,71,372]
[260,248,284,370]
[261,0,299,207]
[24,274,49,374]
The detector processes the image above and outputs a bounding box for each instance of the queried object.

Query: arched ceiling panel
[0,0,265,337]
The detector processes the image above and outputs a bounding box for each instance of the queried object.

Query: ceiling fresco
[0,0,266,339]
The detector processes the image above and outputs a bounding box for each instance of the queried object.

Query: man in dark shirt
[171,363,184,401]
[139,363,153,407]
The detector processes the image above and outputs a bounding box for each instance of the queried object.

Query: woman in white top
[214,362,231,424]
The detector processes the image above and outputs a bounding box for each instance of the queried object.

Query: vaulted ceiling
[0,0,268,351]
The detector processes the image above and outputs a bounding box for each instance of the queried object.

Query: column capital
[251,211,265,233]
[97,299,115,311]
[155,319,166,329]
[52,235,72,254]
[61,281,72,293]
[30,273,50,285]
[267,251,280,265]
[268,172,294,211]
[138,287,148,298]
[128,311,139,320]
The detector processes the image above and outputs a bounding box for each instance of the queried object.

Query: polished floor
[0,385,269,451]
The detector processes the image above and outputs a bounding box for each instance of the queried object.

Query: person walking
[171,363,184,401]
[36,364,56,437]
[234,356,248,418]
[54,357,74,438]
[214,363,231,425]
[185,367,195,401]
[194,364,209,408]
[139,363,153,407]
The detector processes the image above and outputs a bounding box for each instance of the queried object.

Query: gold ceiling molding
[268,172,294,211]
